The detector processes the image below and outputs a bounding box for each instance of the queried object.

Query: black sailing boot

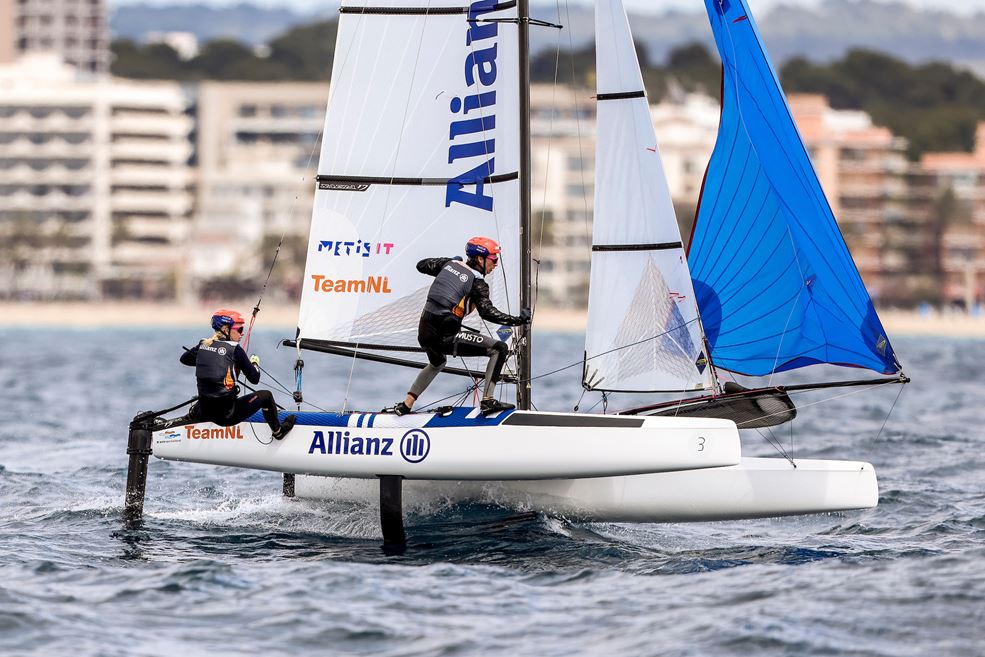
[480,398,514,416]
[271,414,296,441]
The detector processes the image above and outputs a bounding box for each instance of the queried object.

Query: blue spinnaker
[688,0,899,376]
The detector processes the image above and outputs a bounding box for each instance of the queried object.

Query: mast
[517,0,533,410]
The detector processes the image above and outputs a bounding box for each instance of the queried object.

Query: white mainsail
[583,0,714,393]
[298,0,520,359]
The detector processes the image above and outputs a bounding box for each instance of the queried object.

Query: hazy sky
[108,0,985,16]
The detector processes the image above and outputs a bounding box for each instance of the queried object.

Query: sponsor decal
[185,425,244,440]
[454,331,486,344]
[310,275,392,294]
[446,0,501,211]
[318,181,370,192]
[400,429,430,464]
[156,429,182,445]
[308,430,394,457]
[317,240,395,258]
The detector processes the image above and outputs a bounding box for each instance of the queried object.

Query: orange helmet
[465,236,501,259]
[211,309,245,331]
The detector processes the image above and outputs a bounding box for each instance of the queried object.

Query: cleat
[381,402,412,416]
[271,414,296,440]
[479,398,514,416]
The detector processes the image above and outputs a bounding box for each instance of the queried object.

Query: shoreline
[0,301,983,337]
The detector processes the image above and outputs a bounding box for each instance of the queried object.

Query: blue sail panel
[689,0,898,376]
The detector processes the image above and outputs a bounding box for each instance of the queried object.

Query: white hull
[295,457,878,522]
[152,408,740,480]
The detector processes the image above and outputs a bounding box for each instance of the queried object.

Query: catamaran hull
[294,457,878,522]
[151,408,741,480]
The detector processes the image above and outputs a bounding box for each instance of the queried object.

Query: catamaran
[127,0,907,544]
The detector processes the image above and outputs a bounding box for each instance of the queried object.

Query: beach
[0,301,982,337]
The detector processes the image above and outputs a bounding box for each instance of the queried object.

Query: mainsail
[688,0,900,376]
[583,0,714,393]
[297,0,521,370]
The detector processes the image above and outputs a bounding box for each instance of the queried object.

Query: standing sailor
[181,309,296,440]
[387,237,531,416]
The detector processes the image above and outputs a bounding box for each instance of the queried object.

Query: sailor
[387,237,531,416]
[180,309,296,440]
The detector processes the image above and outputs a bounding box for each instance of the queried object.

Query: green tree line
[113,20,985,159]
[781,50,985,159]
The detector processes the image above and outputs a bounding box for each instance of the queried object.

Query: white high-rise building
[0,54,193,299]
[529,85,720,307]
[191,81,327,301]
[0,0,110,75]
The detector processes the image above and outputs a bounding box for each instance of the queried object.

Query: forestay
[298,0,521,366]
[583,0,714,393]
[688,0,899,376]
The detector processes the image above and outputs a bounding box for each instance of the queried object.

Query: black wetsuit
[180,341,280,430]
[413,257,526,390]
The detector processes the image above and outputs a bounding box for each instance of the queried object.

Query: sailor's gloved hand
[249,354,261,367]
[452,256,464,261]
[518,307,532,324]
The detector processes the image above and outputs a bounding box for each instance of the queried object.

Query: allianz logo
[445,0,501,212]
[308,429,431,464]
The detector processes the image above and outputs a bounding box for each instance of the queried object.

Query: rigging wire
[563,0,593,241]
[873,382,905,442]
[524,316,704,385]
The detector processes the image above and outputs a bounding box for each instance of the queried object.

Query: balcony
[111,242,181,267]
[110,166,192,189]
[112,191,193,216]
[110,139,192,162]
[125,217,184,243]
[111,114,192,138]
[4,163,93,184]
[3,190,94,211]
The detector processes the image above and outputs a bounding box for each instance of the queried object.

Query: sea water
[0,329,982,657]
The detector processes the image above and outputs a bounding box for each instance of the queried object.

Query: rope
[293,358,305,408]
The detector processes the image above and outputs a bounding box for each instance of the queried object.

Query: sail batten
[689,0,898,377]
[583,0,714,393]
[298,0,521,372]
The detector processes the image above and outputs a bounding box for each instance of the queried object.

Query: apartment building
[529,85,595,307]
[529,86,719,307]
[191,82,327,300]
[913,123,985,308]
[0,0,110,74]
[788,94,913,304]
[0,54,193,300]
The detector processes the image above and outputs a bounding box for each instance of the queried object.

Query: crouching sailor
[181,309,296,440]
[386,237,531,417]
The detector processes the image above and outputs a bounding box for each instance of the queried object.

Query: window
[567,155,592,171]
[566,184,591,198]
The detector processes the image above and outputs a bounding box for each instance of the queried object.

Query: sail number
[697,436,706,452]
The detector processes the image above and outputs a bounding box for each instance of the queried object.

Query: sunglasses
[231,325,245,333]
[487,255,499,263]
